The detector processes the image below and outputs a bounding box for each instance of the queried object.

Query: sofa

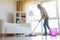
[5,23,31,35]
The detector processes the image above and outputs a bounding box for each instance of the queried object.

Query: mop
[25,19,41,37]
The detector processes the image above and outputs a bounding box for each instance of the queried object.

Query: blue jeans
[43,17,50,34]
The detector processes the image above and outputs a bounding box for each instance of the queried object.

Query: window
[58,0,60,17]
[42,1,59,32]
[25,0,59,33]
[25,3,41,33]
[58,0,60,32]
[31,21,41,33]
[42,1,56,18]
[49,19,58,28]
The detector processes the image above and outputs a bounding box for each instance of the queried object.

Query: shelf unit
[14,11,26,24]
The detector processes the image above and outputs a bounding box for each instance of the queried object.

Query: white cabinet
[14,11,26,24]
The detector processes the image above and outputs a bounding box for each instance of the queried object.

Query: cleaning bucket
[50,28,57,36]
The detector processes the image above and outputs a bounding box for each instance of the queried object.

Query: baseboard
[0,34,14,37]
[0,33,25,37]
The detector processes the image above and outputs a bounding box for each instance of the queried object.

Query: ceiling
[17,0,24,1]
[17,0,49,1]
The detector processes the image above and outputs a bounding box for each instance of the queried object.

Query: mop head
[25,34,37,37]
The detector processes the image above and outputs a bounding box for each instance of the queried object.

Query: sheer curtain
[25,2,42,33]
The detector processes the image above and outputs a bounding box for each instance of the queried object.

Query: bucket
[50,28,57,36]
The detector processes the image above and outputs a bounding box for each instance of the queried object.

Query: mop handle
[31,19,41,34]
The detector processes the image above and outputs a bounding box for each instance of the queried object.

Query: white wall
[0,0,16,33]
